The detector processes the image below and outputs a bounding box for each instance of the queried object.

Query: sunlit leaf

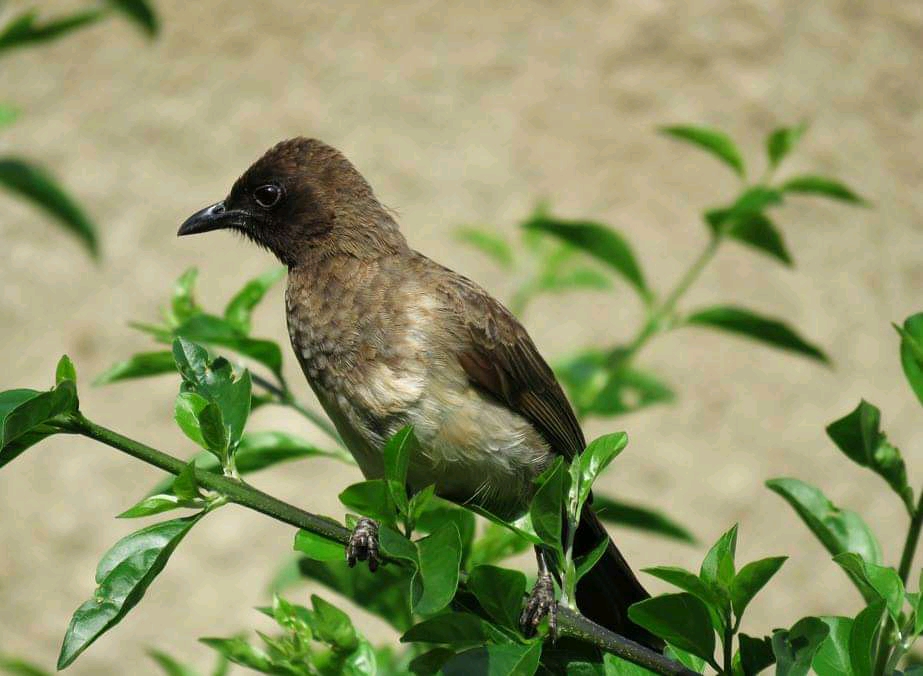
[767,122,808,169]
[766,478,882,566]
[730,556,787,620]
[781,175,868,206]
[57,515,203,669]
[523,215,649,299]
[827,400,913,513]
[685,305,828,363]
[660,125,746,177]
[896,314,923,407]
[771,617,829,676]
[628,592,716,663]
[223,267,286,334]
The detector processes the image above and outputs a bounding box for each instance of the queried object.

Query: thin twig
[60,413,691,676]
[249,372,343,445]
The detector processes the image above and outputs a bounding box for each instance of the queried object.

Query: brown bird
[178,137,658,648]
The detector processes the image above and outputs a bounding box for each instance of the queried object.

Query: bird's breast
[285,270,551,517]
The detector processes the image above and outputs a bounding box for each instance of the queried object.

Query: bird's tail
[573,506,664,652]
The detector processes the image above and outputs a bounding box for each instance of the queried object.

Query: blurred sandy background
[1,0,922,673]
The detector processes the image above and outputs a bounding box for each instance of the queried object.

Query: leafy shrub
[3,124,918,676]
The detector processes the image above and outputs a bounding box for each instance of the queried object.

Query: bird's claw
[346,517,380,572]
[520,571,557,637]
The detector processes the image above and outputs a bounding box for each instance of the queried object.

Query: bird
[177,137,659,650]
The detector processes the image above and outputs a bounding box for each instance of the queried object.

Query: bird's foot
[346,517,380,572]
[520,571,557,637]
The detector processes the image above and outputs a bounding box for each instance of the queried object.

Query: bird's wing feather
[429,259,586,460]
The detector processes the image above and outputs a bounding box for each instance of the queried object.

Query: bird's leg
[346,517,380,572]
[520,546,557,637]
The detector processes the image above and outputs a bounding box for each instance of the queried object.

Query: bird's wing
[431,262,586,460]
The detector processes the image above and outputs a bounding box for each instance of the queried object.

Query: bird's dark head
[178,137,405,267]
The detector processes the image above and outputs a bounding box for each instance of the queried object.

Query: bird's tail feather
[573,506,664,652]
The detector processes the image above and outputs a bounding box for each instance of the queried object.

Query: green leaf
[701,524,738,591]
[55,355,77,385]
[57,514,203,669]
[642,566,725,632]
[441,643,542,676]
[664,647,706,673]
[293,527,346,562]
[409,648,456,676]
[174,391,228,459]
[455,227,514,268]
[172,338,251,450]
[705,209,792,266]
[468,565,527,629]
[574,534,610,583]
[401,612,496,645]
[339,479,398,526]
[766,478,882,565]
[415,499,476,563]
[730,556,787,620]
[104,0,159,36]
[896,314,923,407]
[295,558,414,631]
[767,122,808,169]
[530,456,569,550]
[523,215,649,299]
[812,617,854,676]
[771,617,830,676]
[383,426,416,514]
[117,493,192,519]
[833,553,904,621]
[628,592,716,663]
[0,158,98,257]
[738,633,775,676]
[0,654,53,676]
[781,175,868,206]
[0,9,104,52]
[413,523,462,615]
[556,351,674,417]
[0,104,19,128]
[538,266,612,293]
[827,400,913,513]
[311,594,359,651]
[198,637,273,673]
[591,494,696,543]
[685,306,828,363]
[174,314,283,379]
[1,382,76,450]
[169,269,199,326]
[172,460,202,501]
[659,125,746,177]
[575,432,627,507]
[146,650,202,676]
[223,267,286,334]
[849,601,885,676]
[93,351,177,385]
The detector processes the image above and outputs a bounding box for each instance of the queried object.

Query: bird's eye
[253,184,283,208]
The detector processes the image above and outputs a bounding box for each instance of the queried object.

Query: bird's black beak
[177,201,242,236]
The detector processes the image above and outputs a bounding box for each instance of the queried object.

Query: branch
[62,414,692,676]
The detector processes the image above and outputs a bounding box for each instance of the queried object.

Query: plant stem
[59,413,690,676]
[722,616,733,675]
[898,485,923,585]
[63,413,350,542]
[609,235,721,367]
[873,484,923,676]
[556,606,698,676]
